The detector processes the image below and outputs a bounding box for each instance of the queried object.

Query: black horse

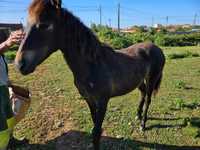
[15,0,165,149]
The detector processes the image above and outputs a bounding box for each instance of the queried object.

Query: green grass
[167,51,200,59]
[8,46,200,149]
[163,46,200,59]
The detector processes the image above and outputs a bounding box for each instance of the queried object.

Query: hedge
[91,24,200,49]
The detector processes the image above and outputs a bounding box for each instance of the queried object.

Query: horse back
[122,42,165,70]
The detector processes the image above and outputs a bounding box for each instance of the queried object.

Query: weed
[174,98,185,110]
[174,80,186,89]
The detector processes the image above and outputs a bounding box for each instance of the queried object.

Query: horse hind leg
[140,72,163,131]
[135,82,146,121]
[140,80,154,131]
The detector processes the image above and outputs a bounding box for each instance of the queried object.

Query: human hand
[5,30,25,47]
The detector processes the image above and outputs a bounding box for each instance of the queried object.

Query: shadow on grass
[145,123,186,131]
[148,117,182,121]
[16,130,200,150]
[145,117,200,140]
[182,103,200,110]
[146,116,186,130]
[170,102,200,111]
[188,117,200,128]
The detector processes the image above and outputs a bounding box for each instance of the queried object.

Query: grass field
[7,46,200,150]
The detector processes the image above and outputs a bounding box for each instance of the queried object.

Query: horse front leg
[87,98,108,150]
[86,100,97,125]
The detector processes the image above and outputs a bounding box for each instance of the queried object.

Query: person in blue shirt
[0,30,25,150]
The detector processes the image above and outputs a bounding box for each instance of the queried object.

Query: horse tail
[152,46,165,96]
[153,72,163,96]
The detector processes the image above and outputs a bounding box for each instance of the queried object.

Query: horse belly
[110,75,144,97]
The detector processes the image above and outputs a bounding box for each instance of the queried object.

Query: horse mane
[62,8,114,62]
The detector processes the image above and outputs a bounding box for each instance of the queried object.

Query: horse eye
[36,23,49,30]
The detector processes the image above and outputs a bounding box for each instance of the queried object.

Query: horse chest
[74,76,110,100]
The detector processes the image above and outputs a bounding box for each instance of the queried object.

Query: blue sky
[0,0,199,28]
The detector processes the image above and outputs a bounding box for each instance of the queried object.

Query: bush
[155,33,200,47]
[5,51,16,62]
[155,34,166,46]
[127,33,154,44]
[110,36,132,49]
[93,26,133,49]
[91,25,200,49]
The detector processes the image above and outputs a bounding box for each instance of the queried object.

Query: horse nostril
[15,59,25,70]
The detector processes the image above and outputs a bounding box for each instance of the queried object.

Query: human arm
[0,41,9,54]
[0,30,25,55]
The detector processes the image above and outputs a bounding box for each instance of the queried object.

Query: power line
[121,4,195,26]
[121,5,161,17]
[67,5,98,9]
[72,9,99,12]
[0,2,197,27]
[0,9,26,13]
[0,0,28,6]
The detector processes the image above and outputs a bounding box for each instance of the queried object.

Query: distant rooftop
[0,23,23,31]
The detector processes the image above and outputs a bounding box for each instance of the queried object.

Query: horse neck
[60,10,103,78]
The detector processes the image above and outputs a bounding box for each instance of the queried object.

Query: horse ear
[50,0,62,9]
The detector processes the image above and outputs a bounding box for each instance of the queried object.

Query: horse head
[15,0,63,75]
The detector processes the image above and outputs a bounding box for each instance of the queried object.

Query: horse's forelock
[28,0,62,24]
[28,0,46,23]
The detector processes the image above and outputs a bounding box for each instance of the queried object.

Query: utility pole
[166,16,169,26]
[193,13,197,25]
[117,3,120,32]
[108,18,111,27]
[151,16,154,27]
[198,14,200,25]
[99,5,102,25]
